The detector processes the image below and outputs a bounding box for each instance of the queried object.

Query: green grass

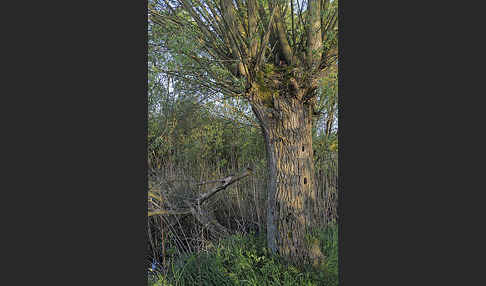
[149,225,338,286]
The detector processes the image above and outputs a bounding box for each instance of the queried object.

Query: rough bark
[251,91,324,266]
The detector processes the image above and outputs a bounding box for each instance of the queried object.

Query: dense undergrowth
[148,224,338,286]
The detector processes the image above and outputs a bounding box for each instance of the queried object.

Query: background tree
[149,0,338,266]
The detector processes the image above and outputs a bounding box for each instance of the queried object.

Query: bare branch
[196,167,253,205]
[272,0,294,65]
[255,6,277,68]
[148,209,191,216]
[148,167,253,236]
[306,0,322,68]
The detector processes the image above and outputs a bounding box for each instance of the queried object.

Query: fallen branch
[148,209,191,216]
[195,167,253,205]
[147,167,253,230]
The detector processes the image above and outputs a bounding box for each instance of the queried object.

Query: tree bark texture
[251,92,324,266]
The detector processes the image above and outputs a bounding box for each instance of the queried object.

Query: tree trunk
[251,93,325,266]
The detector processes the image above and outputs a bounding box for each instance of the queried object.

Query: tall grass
[149,225,338,286]
[147,154,338,271]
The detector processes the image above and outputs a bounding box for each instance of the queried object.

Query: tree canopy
[148,0,337,103]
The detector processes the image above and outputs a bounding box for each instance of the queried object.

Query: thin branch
[196,167,253,205]
[148,209,191,216]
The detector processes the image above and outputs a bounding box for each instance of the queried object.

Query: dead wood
[148,167,253,237]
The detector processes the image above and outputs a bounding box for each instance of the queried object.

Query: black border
[7,1,149,285]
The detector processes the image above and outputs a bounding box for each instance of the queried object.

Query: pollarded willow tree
[149,0,338,266]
